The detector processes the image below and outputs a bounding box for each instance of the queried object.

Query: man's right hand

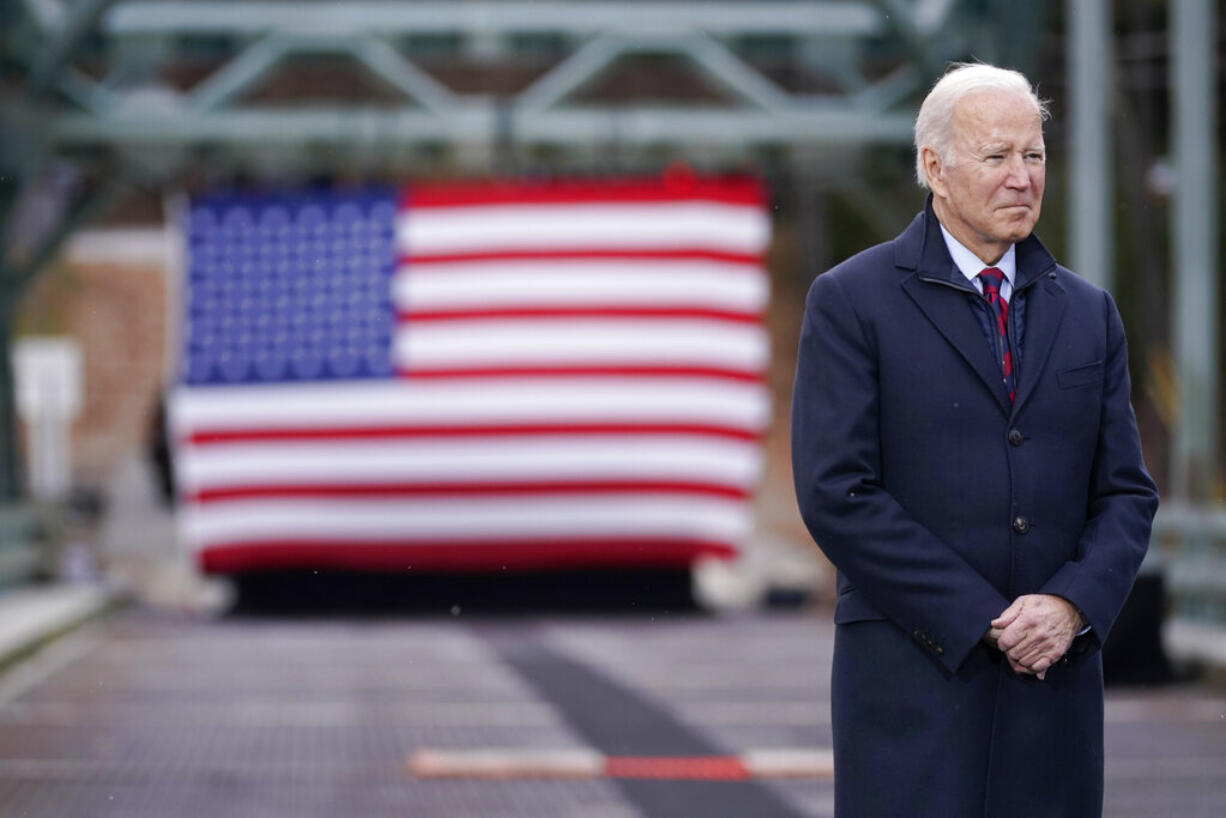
[982,626,1034,676]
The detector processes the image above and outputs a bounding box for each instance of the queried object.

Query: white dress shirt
[938,225,1017,303]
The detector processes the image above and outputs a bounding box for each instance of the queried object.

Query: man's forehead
[951,91,1044,140]
[955,86,1039,112]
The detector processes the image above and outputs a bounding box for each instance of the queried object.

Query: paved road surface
[0,602,1222,818]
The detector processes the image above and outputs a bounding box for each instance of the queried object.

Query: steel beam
[50,105,915,147]
[1067,0,1111,290]
[52,107,485,145]
[1170,0,1220,502]
[518,106,914,144]
[103,1,885,37]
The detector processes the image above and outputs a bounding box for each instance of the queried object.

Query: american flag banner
[170,177,771,574]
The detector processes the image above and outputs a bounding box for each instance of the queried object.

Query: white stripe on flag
[170,379,770,432]
[183,495,751,547]
[395,320,768,370]
[399,203,770,255]
[393,260,767,311]
[177,437,763,491]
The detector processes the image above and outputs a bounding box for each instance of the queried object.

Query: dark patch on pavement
[480,625,809,818]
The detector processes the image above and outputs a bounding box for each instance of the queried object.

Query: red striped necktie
[977,267,1014,403]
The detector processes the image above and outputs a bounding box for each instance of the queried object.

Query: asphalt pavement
[0,457,1221,817]
[0,603,1224,818]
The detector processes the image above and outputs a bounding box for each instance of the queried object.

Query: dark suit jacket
[791,200,1158,818]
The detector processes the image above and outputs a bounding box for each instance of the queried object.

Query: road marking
[408,748,604,779]
[742,748,836,778]
[406,748,835,780]
[0,627,104,709]
[605,755,750,780]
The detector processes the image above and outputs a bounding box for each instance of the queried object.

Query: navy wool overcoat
[791,200,1158,818]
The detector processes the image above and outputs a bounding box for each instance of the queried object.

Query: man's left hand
[991,594,1085,680]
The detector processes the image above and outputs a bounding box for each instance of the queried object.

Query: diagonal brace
[188,33,290,111]
[677,33,790,111]
[27,0,121,99]
[348,36,456,113]
[514,33,626,112]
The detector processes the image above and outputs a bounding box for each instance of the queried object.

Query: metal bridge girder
[14,0,969,154]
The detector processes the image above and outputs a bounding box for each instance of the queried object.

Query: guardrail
[0,503,43,588]
[1150,503,1226,672]
[1153,503,1226,625]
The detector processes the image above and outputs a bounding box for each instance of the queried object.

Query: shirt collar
[938,224,1016,290]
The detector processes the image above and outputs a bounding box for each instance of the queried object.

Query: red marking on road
[406,749,834,781]
[604,755,750,780]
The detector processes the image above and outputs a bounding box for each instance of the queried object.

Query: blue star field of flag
[183,189,398,386]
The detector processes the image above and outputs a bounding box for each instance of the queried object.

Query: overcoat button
[1013,516,1030,534]
[1008,428,1024,446]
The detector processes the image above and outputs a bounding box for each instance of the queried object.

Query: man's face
[925,90,1046,263]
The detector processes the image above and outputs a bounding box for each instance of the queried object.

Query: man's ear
[921,146,948,198]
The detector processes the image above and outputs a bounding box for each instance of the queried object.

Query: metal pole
[1171,0,1220,502]
[0,299,22,500]
[1067,0,1111,291]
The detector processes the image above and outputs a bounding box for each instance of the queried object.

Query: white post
[13,337,83,500]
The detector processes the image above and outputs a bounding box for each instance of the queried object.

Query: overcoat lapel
[1010,250,1065,416]
[894,203,1013,416]
[900,277,1013,415]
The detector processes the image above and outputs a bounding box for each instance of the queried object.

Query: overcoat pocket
[1056,359,1104,389]
[833,587,888,624]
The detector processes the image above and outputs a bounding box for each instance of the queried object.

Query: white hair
[914,62,1050,188]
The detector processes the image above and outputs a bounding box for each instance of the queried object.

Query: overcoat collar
[896,196,1066,418]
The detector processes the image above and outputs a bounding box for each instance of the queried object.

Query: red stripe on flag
[179,178,768,577]
[402,248,763,266]
[399,365,765,383]
[405,178,765,208]
[189,480,750,504]
[604,757,751,781]
[400,306,764,325]
[185,422,761,446]
[198,539,738,574]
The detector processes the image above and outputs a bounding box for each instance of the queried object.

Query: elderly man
[791,63,1158,817]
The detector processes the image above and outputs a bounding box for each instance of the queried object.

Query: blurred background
[0,2,1222,816]
[4,0,1222,653]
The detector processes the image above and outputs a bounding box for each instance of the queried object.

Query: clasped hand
[983,594,1084,680]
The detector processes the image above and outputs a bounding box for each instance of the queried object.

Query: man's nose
[1004,154,1030,189]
